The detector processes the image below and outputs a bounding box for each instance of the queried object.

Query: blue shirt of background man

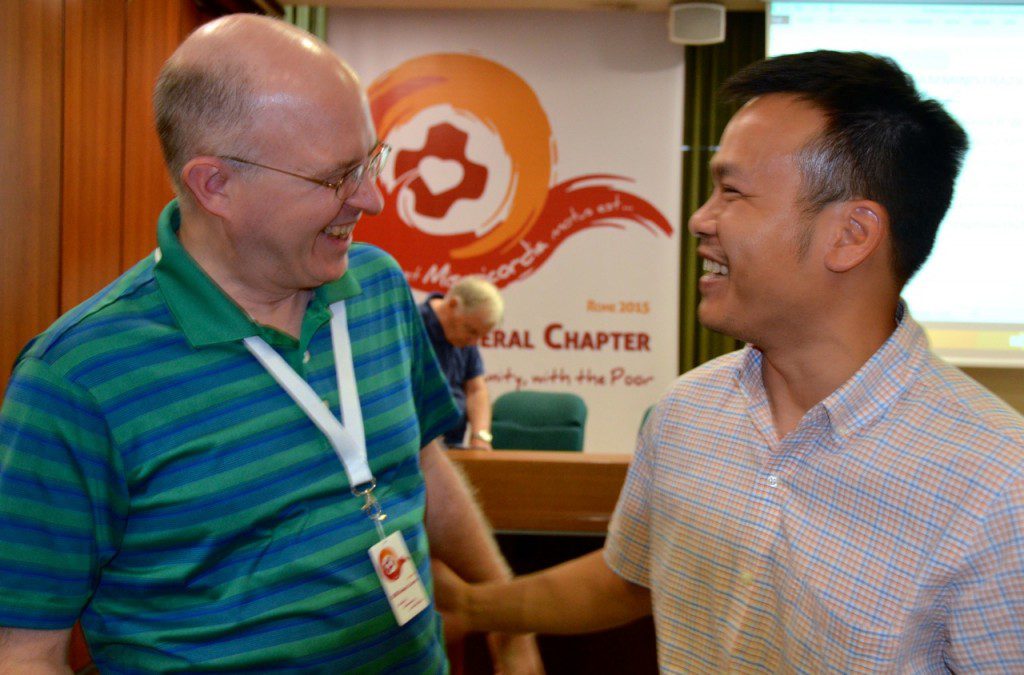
[419,293,485,445]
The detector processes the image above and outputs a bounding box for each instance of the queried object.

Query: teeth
[324,225,352,238]
[702,259,729,276]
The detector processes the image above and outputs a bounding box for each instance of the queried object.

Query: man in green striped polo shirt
[0,14,540,674]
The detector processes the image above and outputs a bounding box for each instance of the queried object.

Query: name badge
[368,531,430,626]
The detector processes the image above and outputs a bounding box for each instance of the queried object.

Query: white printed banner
[329,10,683,454]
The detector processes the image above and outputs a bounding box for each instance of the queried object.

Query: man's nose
[688,196,717,238]
[348,177,385,216]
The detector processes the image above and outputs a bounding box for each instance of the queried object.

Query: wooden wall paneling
[122,0,209,266]
[61,0,127,311]
[0,0,64,397]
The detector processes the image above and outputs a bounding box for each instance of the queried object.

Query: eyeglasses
[220,142,391,201]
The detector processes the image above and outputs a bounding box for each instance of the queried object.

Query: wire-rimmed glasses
[220,141,391,201]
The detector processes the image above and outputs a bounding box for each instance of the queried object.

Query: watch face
[476,430,493,443]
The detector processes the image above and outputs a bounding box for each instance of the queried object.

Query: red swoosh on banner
[360,174,672,292]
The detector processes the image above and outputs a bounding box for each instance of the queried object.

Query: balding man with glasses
[0,14,540,674]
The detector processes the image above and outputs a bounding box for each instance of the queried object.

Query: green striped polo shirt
[0,201,459,673]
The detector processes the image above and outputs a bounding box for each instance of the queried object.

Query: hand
[487,632,545,675]
[432,559,471,642]
[433,561,544,674]
[469,438,493,450]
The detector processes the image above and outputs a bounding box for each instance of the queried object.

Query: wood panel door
[61,0,208,312]
[62,0,128,310]
[1,1,64,396]
[2,0,209,398]
[122,0,208,266]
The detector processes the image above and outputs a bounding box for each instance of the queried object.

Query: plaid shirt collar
[736,302,927,442]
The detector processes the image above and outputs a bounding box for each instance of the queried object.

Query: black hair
[722,50,968,285]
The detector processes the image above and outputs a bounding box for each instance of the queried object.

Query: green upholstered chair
[490,390,588,451]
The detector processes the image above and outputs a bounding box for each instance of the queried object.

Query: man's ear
[824,200,888,273]
[181,157,233,219]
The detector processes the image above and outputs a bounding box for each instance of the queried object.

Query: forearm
[0,658,71,675]
[462,550,651,635]
[0,627,73,674]
[422,440,509,581]
[465,391,490,435]
[422,442,546,670]
[463,379,492,447]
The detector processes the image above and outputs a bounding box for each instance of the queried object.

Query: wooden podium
[450,450,630,534]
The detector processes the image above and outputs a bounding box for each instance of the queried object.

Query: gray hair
[450,278,504,326]
[153,59,258,201]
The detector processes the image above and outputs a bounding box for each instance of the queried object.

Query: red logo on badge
[378,547,407,581]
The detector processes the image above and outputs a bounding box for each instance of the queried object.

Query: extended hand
[432,560,545,674]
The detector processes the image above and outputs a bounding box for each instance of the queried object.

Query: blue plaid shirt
[608,304,1024,672]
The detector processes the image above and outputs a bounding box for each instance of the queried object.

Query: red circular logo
[378,547,407,581]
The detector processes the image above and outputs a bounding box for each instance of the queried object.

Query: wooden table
[448,449,632,534]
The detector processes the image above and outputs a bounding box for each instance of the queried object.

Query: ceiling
[310,0,766,14]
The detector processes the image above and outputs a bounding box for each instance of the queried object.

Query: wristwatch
[472,429,493,443]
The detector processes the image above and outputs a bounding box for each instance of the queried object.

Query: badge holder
[245,301,430,626]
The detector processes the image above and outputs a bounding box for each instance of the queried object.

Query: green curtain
[678,12,766,373]
[283,5,327,40]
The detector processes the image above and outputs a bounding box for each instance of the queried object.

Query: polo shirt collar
[153,200,362,348]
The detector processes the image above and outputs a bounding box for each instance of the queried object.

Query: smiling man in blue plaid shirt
[435,50,1024,672]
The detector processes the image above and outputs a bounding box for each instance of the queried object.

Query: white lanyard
[243,300,386,536]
